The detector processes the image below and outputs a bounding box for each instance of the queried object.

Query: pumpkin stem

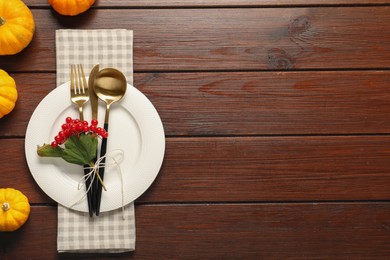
[0,16,5,26]
[1,202,10,211]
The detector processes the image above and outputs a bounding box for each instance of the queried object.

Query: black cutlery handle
[95,122,108,215]
[84,166,94,217]
[90,156,97,214]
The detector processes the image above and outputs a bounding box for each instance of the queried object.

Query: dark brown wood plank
[141,136,390,202]
[137,203,390,259]
[0,74,55,137]
[0,139,52,204]
[3,136,390,204]
[1,203,389,259]
[137,71,390,136]
[0,206,57,260]
[1,7,390,71]
[24,0,390,7]
[1,71,389,137]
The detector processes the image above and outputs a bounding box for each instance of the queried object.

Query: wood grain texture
[137,71,390,135]
[1,71,389,137]
[0,139,51,204]
[1,7,390,71]
[0,203,389,259]
[23,0,390,7]
[3,136,389,204]
[0,74,55,137]
[140,136,390,202]
[1,2,389,258]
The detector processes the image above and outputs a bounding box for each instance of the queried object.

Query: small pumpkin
[0,69,18,118]
[48,0,96,16]
[0,0,35,55]
[0,188,31,232]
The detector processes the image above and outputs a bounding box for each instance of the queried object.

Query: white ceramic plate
[25,81,165,212]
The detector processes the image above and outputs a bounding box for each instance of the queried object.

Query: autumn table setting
[1,0,390,259]
[1,0,166,255]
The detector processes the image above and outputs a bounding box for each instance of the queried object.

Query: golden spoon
[93,68,127,215]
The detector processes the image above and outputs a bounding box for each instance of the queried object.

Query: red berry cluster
[51,117,108,147]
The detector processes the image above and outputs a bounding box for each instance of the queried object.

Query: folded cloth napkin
[55,29,135,253]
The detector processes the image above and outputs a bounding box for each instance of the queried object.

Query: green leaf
[37,144,64,157]
[62,134,98,165]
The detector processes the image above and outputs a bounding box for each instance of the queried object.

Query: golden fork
[70,64,89,121]
[70,64,94,216]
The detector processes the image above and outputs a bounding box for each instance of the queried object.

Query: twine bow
[70,149,126,219]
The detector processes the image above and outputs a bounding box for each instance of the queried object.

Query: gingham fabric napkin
[55,29,135,253]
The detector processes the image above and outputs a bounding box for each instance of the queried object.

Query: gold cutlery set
[70,64,127,217]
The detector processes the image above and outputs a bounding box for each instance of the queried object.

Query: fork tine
[77,65,82,94]
[70,64,75,94]
[70,64,89,121]
[76,65,81,94]
[78,64,88,94]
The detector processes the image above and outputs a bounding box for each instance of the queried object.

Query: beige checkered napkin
[55,29,135,253]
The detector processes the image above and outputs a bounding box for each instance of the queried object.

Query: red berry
[58,131,65,138]
[54,135,62,143]
[91,119,98,126]
[70,123,77,132]
[51,141,58,147]
[76,123,83,131]
[61,124,68,130]
[96,127,104,134]
[83,125,89,132]
[63,129,71,137]
[96,127,108,138]
[66,117,73,124]
[90,125,97,132]
[73,119,80,124]
[82,120,89,126]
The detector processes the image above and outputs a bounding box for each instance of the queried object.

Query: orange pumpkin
[0,0,35,55]
[0,188,31,232]
[0,69,18,118]
[48,0,96,16]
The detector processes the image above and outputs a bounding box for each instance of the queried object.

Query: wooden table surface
[1,0,390,259]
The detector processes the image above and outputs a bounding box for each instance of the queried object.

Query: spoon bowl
[94,68,127,115]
